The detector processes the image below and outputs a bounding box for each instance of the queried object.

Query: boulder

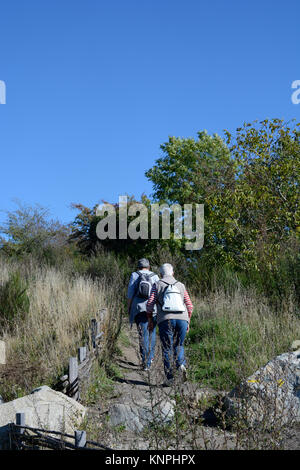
[224,350,300,427]
[109,398,175,432]
[291,340,300,352]
[0,385,86,449]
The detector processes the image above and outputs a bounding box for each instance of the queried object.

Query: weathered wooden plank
[91,319,97,348]
[78,346,87,363]
[0,340,6,365]
[75,430,86,448]
[68,357,79,400]
[16,413,25,434]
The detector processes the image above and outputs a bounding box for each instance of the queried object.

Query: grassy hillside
[187,288,300,390]
[0,252,125,401]
[0,247,299,402]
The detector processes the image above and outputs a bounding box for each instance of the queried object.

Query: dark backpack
[135,271,156,299]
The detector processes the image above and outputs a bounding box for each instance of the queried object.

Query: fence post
[75,430,86,448]
[0,340,5,365]
[91,319,97,348]
[68,357,79,400]
[16,413,25,434]
[78,346,87,363]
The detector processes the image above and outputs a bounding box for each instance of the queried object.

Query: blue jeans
[135,312,157,368]
[158,319,188,380]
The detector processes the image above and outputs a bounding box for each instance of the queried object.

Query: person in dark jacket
[127,258,159,370]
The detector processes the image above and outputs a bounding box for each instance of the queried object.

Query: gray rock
[109,399,174,432]
[224,351,300,427]
[109,404,143,432]
[291,340,300,352]
[0,385,86,449]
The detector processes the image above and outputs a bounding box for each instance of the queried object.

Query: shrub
[0,271,30,329]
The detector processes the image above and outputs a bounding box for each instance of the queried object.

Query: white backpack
[161,282,185,313]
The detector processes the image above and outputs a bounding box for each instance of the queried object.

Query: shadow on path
[114,376,151,387]
[116,358,139,369]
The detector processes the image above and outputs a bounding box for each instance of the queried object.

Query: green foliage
[0,271,30,328]
[0,200,69,261]
[69,197,182,261]
[81,363,115,406]
[187,315,258,390]
[145,118,300,304]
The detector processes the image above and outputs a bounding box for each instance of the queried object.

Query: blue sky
[0,0,299,226]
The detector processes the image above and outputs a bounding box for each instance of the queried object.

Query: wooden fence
[7,307,112,450]
[56,308,108,401]
[8,412,112,450]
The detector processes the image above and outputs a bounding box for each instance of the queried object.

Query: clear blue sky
[0,0,299,226]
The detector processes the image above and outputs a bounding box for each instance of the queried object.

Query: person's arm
[184,289,193,332]
[127,298,133,315]
[146,283,158,331]
[127,273,138,315]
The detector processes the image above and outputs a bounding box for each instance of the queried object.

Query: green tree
[145,130,239,268]
[145,119,300,288]
[225,119,300,269]
[0,200,69,259]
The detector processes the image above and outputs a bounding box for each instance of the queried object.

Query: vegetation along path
[85,318,239,450]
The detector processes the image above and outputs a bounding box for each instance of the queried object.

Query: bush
[186,289,300,391]
[0,271,30,329]
[187,315,258,390]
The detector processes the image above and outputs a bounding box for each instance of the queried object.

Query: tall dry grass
[187,286,300,391]
[0,256,123,400]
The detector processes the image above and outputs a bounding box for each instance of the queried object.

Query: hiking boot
[161,378,174,388]
[179,364,187,382]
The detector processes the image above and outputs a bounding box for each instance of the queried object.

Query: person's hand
[187,322,190,333]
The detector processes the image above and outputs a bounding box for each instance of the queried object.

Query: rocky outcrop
[224,348,300,427]
[109,398,175,432]
[0,385,86,449]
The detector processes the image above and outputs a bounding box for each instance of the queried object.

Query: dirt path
[86,319,239,450]
[86,319,300,450]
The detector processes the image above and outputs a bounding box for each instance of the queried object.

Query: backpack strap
[160,280,178,286]
[136,271,155,278]
[157,280,177,306]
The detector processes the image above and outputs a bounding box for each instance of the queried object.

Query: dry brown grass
[0,257,123,399]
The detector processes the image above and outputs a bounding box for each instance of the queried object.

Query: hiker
[127,258,159,371]
[146,263,193,385]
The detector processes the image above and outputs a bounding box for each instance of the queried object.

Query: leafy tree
[145,130,239,268]
[69,197,154,258]
[225,119,300,269]
[0,200,69,258]
[145,119,300,286]
[69,195,186,263]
